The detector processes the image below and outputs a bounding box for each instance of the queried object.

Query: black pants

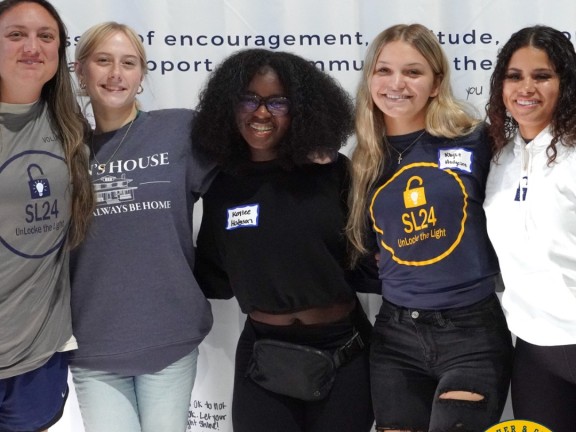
[512,338,576,432]
[371,294,513,432]
[232,303,374,432]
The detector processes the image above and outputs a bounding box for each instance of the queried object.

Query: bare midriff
[249,300,355,326]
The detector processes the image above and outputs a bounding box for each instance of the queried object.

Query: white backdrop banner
[48,1,576,431]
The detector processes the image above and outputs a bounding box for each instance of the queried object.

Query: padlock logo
[403,176,427,208]
[27,163,51,199]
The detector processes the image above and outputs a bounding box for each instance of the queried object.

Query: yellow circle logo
[485,419,553,432]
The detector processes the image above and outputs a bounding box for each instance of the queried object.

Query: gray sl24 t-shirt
[0,100,73,379]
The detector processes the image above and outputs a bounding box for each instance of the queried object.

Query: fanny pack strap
[333,331,365,368]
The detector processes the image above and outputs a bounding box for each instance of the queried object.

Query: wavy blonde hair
[346,24,479,264]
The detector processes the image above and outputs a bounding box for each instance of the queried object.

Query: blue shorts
[0,352,68,432]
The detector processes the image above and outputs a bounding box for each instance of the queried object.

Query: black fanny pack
[246,331,365,401]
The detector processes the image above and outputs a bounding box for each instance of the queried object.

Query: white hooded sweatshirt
[484,126,576,346]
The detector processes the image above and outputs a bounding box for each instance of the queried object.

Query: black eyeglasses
[236,94,291,116]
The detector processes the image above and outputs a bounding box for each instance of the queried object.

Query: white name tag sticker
[226,204,259,230]
[438,148,473,173]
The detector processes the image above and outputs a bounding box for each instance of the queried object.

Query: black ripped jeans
[370,293,513,432]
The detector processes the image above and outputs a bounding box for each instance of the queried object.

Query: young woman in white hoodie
[484,25,576,432]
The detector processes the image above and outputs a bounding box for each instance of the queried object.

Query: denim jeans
[370,294,513,432]
[71,348,198,432]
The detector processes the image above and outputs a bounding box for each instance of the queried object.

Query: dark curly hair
[486,25,576,163]
[191,48,354,172]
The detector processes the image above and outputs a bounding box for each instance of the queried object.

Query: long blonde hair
[346,24,479,264]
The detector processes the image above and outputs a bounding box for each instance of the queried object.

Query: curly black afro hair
[191,48,354,172]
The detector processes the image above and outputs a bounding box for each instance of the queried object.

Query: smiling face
[76,30,144,116]
[370,40,439,135]
[235,67,291,161]
[0,2,60,103]
[502,46,559,140]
